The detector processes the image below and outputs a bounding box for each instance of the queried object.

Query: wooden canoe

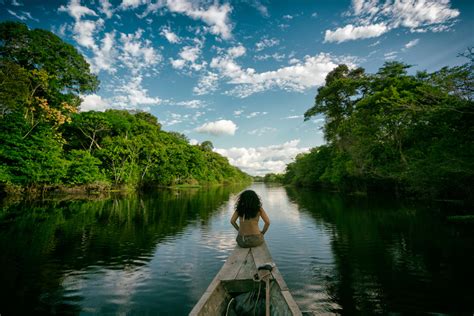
[189,242,302,315]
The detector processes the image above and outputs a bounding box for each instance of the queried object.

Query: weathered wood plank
[252,243,289,291]
[189,282,228,316]
[191,242,302,315]
[281,290,303,316]
[217,246,250,281]
[251,243,273,268]
[235,249,256,280]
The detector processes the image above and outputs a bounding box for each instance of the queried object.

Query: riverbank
[0,179,252,201]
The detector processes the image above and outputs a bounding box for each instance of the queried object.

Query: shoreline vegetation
[262,53,473,205]
[0,21,251,198]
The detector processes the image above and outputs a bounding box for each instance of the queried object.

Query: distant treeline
[283,54,474,200]
[0,21,250,193]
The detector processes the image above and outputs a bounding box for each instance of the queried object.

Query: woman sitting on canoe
[230,190,270,248]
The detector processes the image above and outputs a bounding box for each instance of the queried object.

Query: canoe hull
[190,242,302,315]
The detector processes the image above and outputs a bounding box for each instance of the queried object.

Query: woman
[230,190,270,248]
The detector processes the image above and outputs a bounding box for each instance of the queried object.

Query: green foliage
[0,23,250,192]
[263,173,284,183]
[287,56,474,200]
[66,150,106,185]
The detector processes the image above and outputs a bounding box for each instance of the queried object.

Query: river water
[0,183,473,315]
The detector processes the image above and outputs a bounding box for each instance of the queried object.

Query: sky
[1,0,473,175]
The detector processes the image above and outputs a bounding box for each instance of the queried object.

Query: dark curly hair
[235,190,262,219]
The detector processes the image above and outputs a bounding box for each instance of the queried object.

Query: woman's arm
[230,211,239,231]
[260,208,270,235]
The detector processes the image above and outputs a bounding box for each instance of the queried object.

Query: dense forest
[284,53,473,200]
[0,22,250,194]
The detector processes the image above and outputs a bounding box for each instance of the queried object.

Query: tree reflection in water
[0,185,245,315]
[285,186,474,315]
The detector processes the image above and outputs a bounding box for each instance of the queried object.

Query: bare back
[230,208,270,236]
[238,213,261,235]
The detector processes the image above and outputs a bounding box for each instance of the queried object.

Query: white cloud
[90,31,117,73]
[73,19,104,49]
[384,51,398,60]
[325,0,460,43]
[246,111,267,118]
[80,94,110,112]
[195,120,237,136]
[99,0,113,18]
[120,0,146,10]
[12,0,23,6]
[170,44,206,71]
[382,0,459,30]
[369,40,381,47]
[160,26,180,43]
[404,38,419,49]
[324,23,388,43]
[254,52,286,62]
[283,14,293,20]
[215,139,310,176]
[210,51,349,98]
[193,71,219,95]
[248,127,276,136]
[140,0,233,40]
[162,112,186,126]
[173,100,206,109]
[118,29,162,74]
[115,75,162,107]
[170,59,186,69]
[228,45,246,58]
[233,110,243,116]
[7,9,39,22]
[249,0,268,17]
[59,0,97,21]
[255,38,280,51]
[284,115,303,119]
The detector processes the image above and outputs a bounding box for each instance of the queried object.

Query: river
[0,183,473,315]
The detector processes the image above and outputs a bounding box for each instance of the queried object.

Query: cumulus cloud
[193,71,219,95]
[404,38,419,49]
[120,0,146,10]
[228,45,246,58]
[118,29,162,74]
[7,9,39,22]
[246,111,268,118]
[90,31,116,73]
[80,94,110,112]
[384,51,398,60]
[255,38,280,51]
[160,26,180,43]
[99,0,113,18]
[138,0,233,39]
[173,99,206,108]
[114,75,162,107]
[171,41,206,71]
[215,139,310,175]
[73,19,104,49]
[248,127,276,136]
[248,0,269,17]
[324,23,388,43]
[195,120,237,136]
[210,51,350,98]
[324,0,459,43]
[59,0,98,21]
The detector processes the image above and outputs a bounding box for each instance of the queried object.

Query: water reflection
[285,187,474,315]
[0,185,245,315]
[0,183,473,315]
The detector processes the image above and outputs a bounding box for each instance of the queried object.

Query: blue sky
[1,0,473,175]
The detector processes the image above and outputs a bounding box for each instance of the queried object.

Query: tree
[200,141,214,151]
